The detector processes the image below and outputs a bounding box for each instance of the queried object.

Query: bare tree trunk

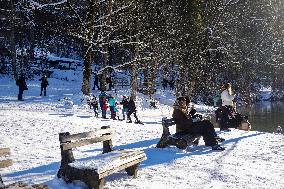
[130,35,140,100]
[82,47,92,95]
[81,0,96,95]
[130,63,137,100]
[10,0,17,79]
[100,0,113,91]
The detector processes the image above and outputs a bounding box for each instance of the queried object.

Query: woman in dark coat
[172,97,225,151]
[16,75,28,101]
[39,75,49,96]
[127,97,140,123]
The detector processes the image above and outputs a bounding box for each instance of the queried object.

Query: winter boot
[212,144,225,151]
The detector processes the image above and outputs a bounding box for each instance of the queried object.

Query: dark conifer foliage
[0,0,283,101]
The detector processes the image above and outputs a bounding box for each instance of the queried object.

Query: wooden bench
[0,148,50,189]
[0,148,12,188]
[57,126,147,189]
[156,117,201,149]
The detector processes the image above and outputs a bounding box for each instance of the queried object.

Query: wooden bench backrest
[0,148,12,169]
[59,126,113,165]
[59,127,112,151]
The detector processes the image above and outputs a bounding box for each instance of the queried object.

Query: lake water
[238,101,284,133]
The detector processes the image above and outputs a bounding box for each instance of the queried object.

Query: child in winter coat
[90,95,99,117]
[108,95,117,119]
[120,96,129,120]
[101,97,108,119]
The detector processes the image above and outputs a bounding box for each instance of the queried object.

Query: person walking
[127,96,142,124]
[16,75,28,101]
[39,75,49,96]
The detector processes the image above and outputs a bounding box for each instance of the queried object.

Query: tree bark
[81,0,96,95]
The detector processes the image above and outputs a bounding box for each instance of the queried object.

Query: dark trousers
[178,120,218,146]
[102,110,106,118]
[92,106,98,117]
[220,106,242,130]
[109,106,115,119]
[93,82,100,90]
[40,86,47,96]
[127,110,138,122]
[18,89,24,100]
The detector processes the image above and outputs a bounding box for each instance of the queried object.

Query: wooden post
[57,132,75,178]
[101,126,113,153]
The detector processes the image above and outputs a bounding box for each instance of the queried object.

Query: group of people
[92,73,113,91]
[88,91,142,124]
[216,83,250,131]
[16,74,49,101]
[171,82,250,151]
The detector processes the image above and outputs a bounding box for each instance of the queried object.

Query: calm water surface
[238,101,284,133]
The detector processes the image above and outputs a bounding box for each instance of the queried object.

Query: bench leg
[0,175,4,188]
[80,170,104,189]
[126,164,139,178]
[87,178,104,189]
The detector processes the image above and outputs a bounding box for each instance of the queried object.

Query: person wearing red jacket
[101,97,108,119]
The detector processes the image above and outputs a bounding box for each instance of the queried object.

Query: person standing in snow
[16,75,28,101]
[108,94,117,120]
[90,95,99,117]
[101,96,108,119]
[92,73,100,91]
[127,96,141,124]
[120,95,129,120]
[39,75,49,96]
[161,78,168,90]
[99,90,108,118]
[172,97,225,151]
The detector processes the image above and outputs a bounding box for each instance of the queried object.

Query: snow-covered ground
[0,75,284,189]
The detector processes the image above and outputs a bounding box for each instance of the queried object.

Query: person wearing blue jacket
[108,94,116,120]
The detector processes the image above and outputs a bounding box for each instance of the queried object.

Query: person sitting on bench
[172,96,225,151]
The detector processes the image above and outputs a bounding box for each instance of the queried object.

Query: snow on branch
[95,56,154,75]
[29,0,67,9]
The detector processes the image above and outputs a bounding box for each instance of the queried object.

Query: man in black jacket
[39,75,49,96]
[16,75,28,101]
[172,97,225,151]
[127,96,141,123]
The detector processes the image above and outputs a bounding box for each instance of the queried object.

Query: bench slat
[69,150,146,177]
[62,134,112,150]
[0,148,10,157]
[61,128,112,143]
[98,156,146,179]
[0,159,13,168]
